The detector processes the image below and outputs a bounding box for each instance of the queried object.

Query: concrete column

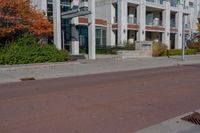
[117,0,128,46]
[107,3,116,46]
[137,0,146,42]
[53,0,62,50]
[71,0,80,55]
[88,0,96,60]
[31,0,47,12]
[41,0,47,13]
[175,4,183,49]
[162,1,170,49]
[187,14,192,38]
[71,24,79,55]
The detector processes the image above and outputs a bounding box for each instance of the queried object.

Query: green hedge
[80,45,135,55]
[96,47,117,55]
[164,49,197,56]
[0,34,68,65]
[80,46,118,55]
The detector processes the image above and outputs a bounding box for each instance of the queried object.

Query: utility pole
[182,15,185,61]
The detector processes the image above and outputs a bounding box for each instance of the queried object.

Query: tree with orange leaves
[0,0,52,41]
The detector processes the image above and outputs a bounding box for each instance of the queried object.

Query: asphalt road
[0,64,200,133]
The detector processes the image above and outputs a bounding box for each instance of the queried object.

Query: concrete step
[69,54,86,61]
[117,50,152,59]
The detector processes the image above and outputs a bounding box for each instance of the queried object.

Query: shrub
[96,46,117,55]
[118,41,135,50]
[165,49,197,56]
[124,43,135,50]
[0,34,68,65]
[188,42,200,52]
[152,42,168,57]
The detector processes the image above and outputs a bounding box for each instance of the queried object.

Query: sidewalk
[136,109,200,133]
[0,55,200,84]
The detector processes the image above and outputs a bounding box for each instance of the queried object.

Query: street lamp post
[182,15,185,61]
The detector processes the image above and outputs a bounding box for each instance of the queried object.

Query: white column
[53,0,62,50]
[41,0,47,13]
[175,4,183,49]
[31,0,47,13]
[117,0,128,46]
[107,3,116,46]
[162,1,170,49]
[71,0,80,55]
[88,0,96,60]
[137,0,146,42]
[71,24,80,55]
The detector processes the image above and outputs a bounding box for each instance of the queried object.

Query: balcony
[128,16,137,24]
[113,17,118,23]
[79,1,88,11]
[184,24,190,29]
[146,0,164,5]
[170,19,176,28]
[170,0,179,7]
[146,18,162,27]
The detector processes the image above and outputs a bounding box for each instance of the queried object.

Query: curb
[136,109,200,133]
[0,61,80,71]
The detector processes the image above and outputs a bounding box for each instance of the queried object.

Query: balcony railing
[146,0,164,5]
[113,17,118,23]
[170,0,179,7]
[128,16,137,24]
[146,19,162,26]
[170,19,176,28]
[184,24,190,29]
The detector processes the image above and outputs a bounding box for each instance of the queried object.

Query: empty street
[0,65,200,133]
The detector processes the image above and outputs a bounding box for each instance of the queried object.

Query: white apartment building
[31,0,200,56]
[96,0,200,49]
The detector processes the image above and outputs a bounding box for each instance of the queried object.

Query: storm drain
[181,112,200,125]
[20,77,35,81]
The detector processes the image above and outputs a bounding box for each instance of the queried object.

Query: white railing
[128,16,137,24]
[146,18,163,26]
[170,19,176,28]
[146,0,164,5]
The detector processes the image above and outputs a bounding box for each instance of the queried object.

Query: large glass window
[96,29,101,46]
[170,0,179,7]
[96,27,107,46]
[47,0,72,47]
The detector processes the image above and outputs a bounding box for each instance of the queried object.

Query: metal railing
[170,0,179,7]
[128,17,137,24]
[113,17,118,23]
[184,24,190,29]
[146,19,163,26]
[170,19,176,28]
[146,0,164,5]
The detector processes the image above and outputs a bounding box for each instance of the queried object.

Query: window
[96,27,107,46]
[189,2,194,8]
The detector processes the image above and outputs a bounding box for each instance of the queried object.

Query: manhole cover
[20,77,35,81]
[181,112,200,125]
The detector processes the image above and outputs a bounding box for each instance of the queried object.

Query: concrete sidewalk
[136,109,200,133]
[0,55,200,84]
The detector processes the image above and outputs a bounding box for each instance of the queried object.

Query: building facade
[96,0,200,49]
[31,0,106,57]
[31,0,200,55]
